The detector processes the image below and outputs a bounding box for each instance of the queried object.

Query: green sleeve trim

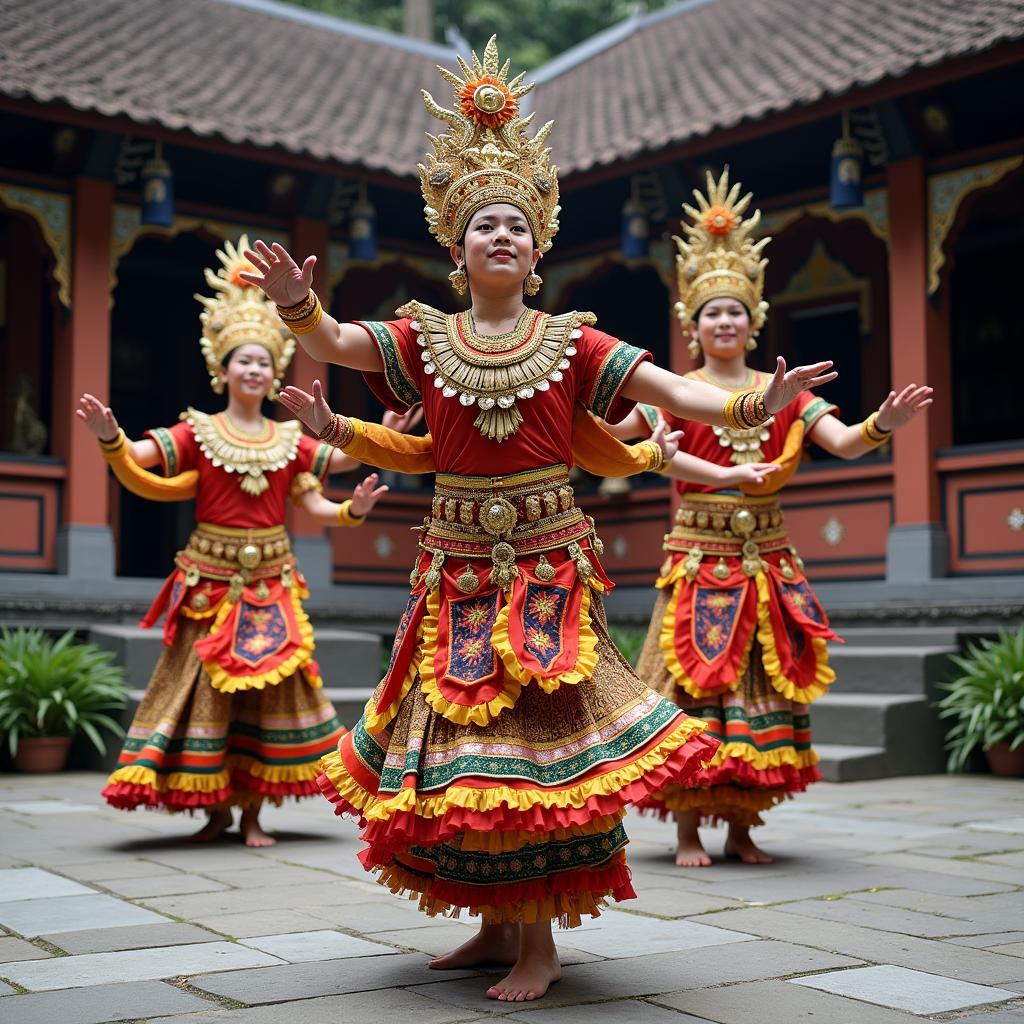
[588,341,648,419]
[638,403,661,432]
[147,427,178,477]
[801,396,838,433]
[358,320,420,409]
[311,442,333,480]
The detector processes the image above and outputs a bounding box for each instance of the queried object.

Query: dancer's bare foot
[486,921,560,1001]
[240,808,276,848]
[675,810,712,867]
[724,824,773,864]
[429,922,519,969]
[187,808,232,843]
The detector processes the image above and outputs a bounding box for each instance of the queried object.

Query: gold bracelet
[640,439,666,473]
[277,290,323,335]
[859,411,892,448]
[97,428,127,458]
[724,389,769,430]
[317,414,354,449]
[337,498,366,528]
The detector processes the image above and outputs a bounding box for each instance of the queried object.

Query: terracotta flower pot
[14,736,73,773]
[985,741,1024,777]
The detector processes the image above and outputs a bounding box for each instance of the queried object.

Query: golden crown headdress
[674,170,770,336]
[419,36,560,254]
[194,236,296,395]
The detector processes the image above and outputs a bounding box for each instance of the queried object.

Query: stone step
[810,692,945,775]
[814,743,889,783]
[825,644,958,695]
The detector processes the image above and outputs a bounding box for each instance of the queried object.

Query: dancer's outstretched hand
[76,393,120,442]
[722,462,780,487]
[279,379,333,435]
[349,473,389,518]
[238,240,316,308]
[651,419,685,463]
[383,404,424,433]
[764,357,838,416]
[875,384,933,431]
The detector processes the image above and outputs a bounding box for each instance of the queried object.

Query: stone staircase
[85,622,382,771]
[812,626,959,782]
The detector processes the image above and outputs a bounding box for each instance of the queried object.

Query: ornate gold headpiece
[194,236,296,395]
[419,36,560,254]
[674,170,770,336]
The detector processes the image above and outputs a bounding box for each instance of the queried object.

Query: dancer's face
[221,343,274,400]
[695,298,750,360]
[453,204,539,294]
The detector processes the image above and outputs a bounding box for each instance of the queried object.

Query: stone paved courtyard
[1,772,1022,1023]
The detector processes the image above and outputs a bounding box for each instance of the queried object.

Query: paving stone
[0,935,51,962]
[980,851,1024,868]
[967,817,1024,835]
[0,893,166,936]
[0,980,15,993]
[949,933,1024,949]
[240,929,397,962]
[144,849,276,872]
[689,908,1024,985]
[0,867,94,903]
[195,865,336,888]
[191,952,477,1003]
[409,942,860,1011]
[43,921,220,954]
[143,881,372,920]
[368,921,481,957]
[958,1010,1024,1023]
[0,979,216,1024]
[791,964,1019,1014]
[302,899,439,933]
[615,887,744,918]
[2,940,283,991]
[862,851,1024,887]
[0,800,98,815]
[652,979,923,1023]
[58,859,181,882]
[189,909,331,938]
[512,999,711,1022]
[774,895,979,937]
[153,987,483,1024]
[99,873,231,898]
[556,912,753,958]
[991,943,1024,958]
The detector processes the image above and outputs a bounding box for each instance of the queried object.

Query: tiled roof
[532,0,1024,175]
[0,0,455,178]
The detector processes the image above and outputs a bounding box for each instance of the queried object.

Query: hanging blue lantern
[830,112,864,210]
[141,141,174,227]
[621,191,649,260]
[349,185,378,261]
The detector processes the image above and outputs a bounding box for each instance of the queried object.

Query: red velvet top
[145,412,332,528]
[355,314,650,476]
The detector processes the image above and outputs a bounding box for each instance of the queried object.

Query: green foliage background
[285,1,674,69]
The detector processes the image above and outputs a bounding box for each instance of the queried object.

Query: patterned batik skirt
[103,528,344,811]
[635,491,833,827]
[317,466,719,927]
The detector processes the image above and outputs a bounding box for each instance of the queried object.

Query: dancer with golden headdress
[77,238,391,847]
[240,38,837,1000]
[610,172,932,866]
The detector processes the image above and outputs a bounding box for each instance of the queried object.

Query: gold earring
[745,337,758,351]
[269,377,282,400]
[687,339,701,360]
[448,265,468,295]
[211,377,225,395]
[524,271,542,297]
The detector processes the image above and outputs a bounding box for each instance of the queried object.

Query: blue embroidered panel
[233,600,289,666]
[693,585,744,663]
[780,580,823,624]
[386,592,422,675]
[521,582,569,670]
[446,593,500,684]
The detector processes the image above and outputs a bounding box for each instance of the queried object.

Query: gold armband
[290,471,323,506]
[276,290,323,335]
[317,413,355,448]
[859,411,892,448]
[336,499,366,528]
[98,428,127,457]
[98,429,199,502]
[639,439,667,473]
[724,389,769,431]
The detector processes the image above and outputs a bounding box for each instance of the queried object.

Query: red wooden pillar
[284,215,333,591]
[53,177,116,578]
[884,157,952,581]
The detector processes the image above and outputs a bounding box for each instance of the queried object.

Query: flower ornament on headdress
[419,35,561,254]
[195,235,296,396]
[674,169,771,337]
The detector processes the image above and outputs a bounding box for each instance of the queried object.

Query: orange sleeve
[571,407,660,477]
[340,417,436,474]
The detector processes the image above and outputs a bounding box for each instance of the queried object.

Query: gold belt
[414,465,602,593]
[176,522,294,597]
[665,493,803,581]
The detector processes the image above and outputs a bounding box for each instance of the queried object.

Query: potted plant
[0,627,128,773]
[936,628,1024,777]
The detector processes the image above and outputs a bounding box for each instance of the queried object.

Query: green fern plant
[609,625,647,669]
[935,628,1024,772]
[0,628,128,757]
